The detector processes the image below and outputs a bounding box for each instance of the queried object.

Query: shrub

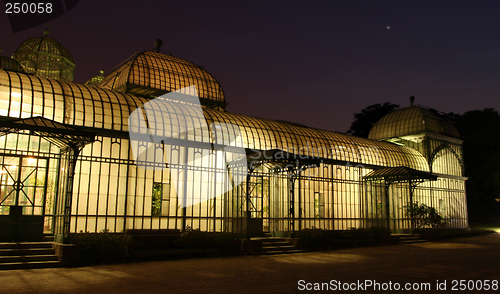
[177,227,240,252]
[69,229,133,264]
[177,227,213,249]
[405,203,443,228]
[293,227,325,249]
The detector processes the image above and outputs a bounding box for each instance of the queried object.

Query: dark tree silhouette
[346,102,399,138]
[452,108,500,222]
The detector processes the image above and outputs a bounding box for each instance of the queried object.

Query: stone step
[399,235,422,239]
[0,242,60,270]
[0,248,56,257]
[262,241,290,246]
[259,249,306,255]
[254,237,304,255]
[43,235,55,242]
[262,245,297,251]
[396,234,428,244]
[0,242,53,250]
[0,254,59,263]
[259,238,286,243]
[401,239,428,244]
[0,260,60,271]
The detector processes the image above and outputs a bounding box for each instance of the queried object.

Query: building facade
[0,33,468,242]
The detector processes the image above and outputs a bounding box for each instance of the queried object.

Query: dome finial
[43,28,50,37]
[100,69,104,76]
[409,95,415,106]
[154,39,163,53]
[0,48,3,55]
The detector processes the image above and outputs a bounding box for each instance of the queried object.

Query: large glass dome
[98,50,226,110]
[11,30,75,82]
[368,105,460,140]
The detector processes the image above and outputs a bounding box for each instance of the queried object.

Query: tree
[347,102,399,138]
[452,108,500,222]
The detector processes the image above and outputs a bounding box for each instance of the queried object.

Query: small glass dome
[11,29,75,82]
[84,70,105,87]
[368,105,461,140]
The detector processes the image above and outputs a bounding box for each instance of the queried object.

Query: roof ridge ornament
[154,39,162,53]
[410,95,415,106]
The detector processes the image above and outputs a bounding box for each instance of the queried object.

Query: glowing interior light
[11,92,21,98]
[27,157,36,164]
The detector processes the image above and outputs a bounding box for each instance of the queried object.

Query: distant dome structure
[368,105,460,140]
[84,69,105,87]
[98,49,226,110]
[0,48,25,73]
[11,29,75,82]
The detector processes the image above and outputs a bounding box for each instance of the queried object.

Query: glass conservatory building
[0,34,468,242]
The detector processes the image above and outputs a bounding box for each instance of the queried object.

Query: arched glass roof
[0,56,25,73]
[98,51,226,109]
[368,105,460,140]
[0,70,428,171]
[11,32,75,82]
[204,110,428,171]
[0,70,146,132]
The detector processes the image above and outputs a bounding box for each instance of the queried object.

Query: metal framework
[11,32,75,82]
[98,51,226,109]
[0,49,469,238]
[0,56,25,73]
[364,166,438,230]
[245,149,321,236]
[369,105,461,141]
[0,117,95,243]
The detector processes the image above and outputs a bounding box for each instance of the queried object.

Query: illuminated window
[152,182,170,217]
[314,192,324,218]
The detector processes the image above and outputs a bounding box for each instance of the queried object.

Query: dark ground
[1,233,499,293]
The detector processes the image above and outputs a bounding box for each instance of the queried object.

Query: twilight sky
[2,0,500,133]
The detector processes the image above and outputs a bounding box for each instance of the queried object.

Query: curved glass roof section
[0,70,146,131]
[0,56,25,73]
[368,105,460,140]
[11,33,75,82]
[204,110,428,171]
[98,51,226,109]
[0,70,428,171]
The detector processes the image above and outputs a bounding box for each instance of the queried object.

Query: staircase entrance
[0,155,51,242]
[245,149,321,238]
[0,242,59,270]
